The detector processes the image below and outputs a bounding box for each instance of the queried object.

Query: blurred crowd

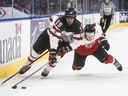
[0,0,128,16]
[0,0,12,6]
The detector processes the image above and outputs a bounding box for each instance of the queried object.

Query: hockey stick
[11,41,72,88]
[11,54,64,89]
[11,62,48,89]
[0,50,48,86]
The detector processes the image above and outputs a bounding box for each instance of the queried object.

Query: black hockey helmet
[65,8,76,18]
[84,24,96,33]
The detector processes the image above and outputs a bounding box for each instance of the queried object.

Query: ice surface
[1,29,128,96]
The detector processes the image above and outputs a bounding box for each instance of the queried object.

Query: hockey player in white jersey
[100,0,116,34]
[72,24,123,71]
[41,8,83,77]
[18,15,59,74]
[18,8,83,77]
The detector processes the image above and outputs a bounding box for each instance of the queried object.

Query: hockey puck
[21,86,27,89]
[12,85,17,89]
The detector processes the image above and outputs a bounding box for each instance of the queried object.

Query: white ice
[1,28,128,96]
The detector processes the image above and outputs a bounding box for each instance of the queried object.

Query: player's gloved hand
[57,40,72,57]
[49,49,57,64]
[101,39,110,51]
[61,31,73,43]
[18,64,31,74]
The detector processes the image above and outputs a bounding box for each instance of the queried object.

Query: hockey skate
[72,64,83,70]
[114,60,122,71]
[41,49,57,77]
[41,62,56,77]
[41,67,50,77]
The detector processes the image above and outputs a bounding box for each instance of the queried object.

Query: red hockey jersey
[75,38,102,56]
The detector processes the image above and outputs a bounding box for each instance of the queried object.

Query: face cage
[85,32,95,41]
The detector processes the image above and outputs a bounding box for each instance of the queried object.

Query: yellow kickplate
[107,23,128,32]
[0,53,48,79]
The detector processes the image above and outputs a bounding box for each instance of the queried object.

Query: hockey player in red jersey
[72,24,122,71]
[18,8,83,76]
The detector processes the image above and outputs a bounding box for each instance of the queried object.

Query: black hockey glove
[57,40,72,57]
[101,39,110,51]
[49,49,57,64]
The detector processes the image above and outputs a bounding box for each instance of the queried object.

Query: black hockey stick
[11,55,63,89]
[0,50,48,86]
[0,72,19,86]
[11,42,72,88]
[11,62,48,89]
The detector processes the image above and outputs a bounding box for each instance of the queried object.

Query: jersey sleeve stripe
[49,30,62,39]
[53,25,61,33]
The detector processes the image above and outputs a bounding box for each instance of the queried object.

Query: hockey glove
[57,40,72,57]
[101,39,110,51]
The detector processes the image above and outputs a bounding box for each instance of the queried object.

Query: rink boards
[0,18,49,79]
